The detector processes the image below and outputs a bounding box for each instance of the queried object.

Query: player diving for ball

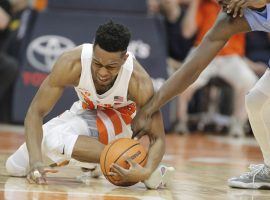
[5,21,174,189]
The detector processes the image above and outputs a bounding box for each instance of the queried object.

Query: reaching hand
[218,0,267,18]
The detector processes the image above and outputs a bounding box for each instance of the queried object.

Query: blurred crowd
[1,0,270,137]
[0,0,45,122]
[149,0,270,137]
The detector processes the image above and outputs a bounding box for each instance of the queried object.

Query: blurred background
[0,0,269,137]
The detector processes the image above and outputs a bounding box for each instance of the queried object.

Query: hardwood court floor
[1,126,270,200]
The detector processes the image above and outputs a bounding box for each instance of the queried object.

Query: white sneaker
[144,165,175,189]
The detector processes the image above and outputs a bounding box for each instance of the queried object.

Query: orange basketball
[100,138,148,186]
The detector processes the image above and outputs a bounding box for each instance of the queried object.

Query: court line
[0,124,24,135]
[0,188,169,200]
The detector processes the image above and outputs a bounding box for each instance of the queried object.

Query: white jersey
[70,43,136,144]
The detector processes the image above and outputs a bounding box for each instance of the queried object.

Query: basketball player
[5,21,174,189]
[132,0,270,189]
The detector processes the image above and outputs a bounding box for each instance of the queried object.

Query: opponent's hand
[109,157,150,184]
[219,0,267,18]
[131,107,153,140]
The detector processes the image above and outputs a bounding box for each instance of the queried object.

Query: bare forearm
[24,112,44,165]
[148,12,252,114]
[143,112,165,178]
[144,137,165,178]
[150,35,228,113]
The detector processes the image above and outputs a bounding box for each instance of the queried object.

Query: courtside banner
[48,0,147,13]
[13,10,171,129]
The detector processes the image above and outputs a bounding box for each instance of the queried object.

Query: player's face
[92,45,128,87]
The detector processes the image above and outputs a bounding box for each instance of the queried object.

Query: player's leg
[216,55,257,137]
[42,110,105,163]
[5,143,29,176]
[5,109,101,177]
[228,69,270,189]
[71,135,104,163]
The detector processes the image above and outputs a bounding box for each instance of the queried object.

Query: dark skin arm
[132,12,251,138]
[25,46,82,184]
[111,59,166,183]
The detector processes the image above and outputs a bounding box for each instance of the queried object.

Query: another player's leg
[228,69,270,189]
[5,143,29,176]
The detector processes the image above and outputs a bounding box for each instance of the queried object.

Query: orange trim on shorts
[102,109,122,135]
[97,117,108,145]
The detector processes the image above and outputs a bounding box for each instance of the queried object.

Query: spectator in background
[33,0,48,11]
[5,0,32,60]
[175,0,257,137]
[0,0,19,122]
[147,0,198,129]
[148,0,197,69]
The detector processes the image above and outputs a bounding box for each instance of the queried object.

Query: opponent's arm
[25,48,81,184]
[132,12,251,138]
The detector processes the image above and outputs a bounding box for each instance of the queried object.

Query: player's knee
[5,156,27,177]
[43,129,78,160]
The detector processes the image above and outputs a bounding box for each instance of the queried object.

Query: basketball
[100,138,148,186]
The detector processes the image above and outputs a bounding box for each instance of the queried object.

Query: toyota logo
[27,35,75,72]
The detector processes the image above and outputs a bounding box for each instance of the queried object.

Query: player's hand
[27,162,47,184]
[109,157,150,184]
[27,162,57,184]
[219,0,267,18]
[131,106,153,140]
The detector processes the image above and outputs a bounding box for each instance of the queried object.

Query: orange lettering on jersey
[96,117,108,145]
[116,103,136,125]
[82,102,88,110]
[80,92,95,110]
[102,109,122,135]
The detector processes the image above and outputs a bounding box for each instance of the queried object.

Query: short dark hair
[94,21,131,52]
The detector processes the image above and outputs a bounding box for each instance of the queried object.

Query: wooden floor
[1,126,270,200]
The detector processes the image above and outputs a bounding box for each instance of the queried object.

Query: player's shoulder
[131,58,152,85]
[49,45,83,86]
[59,45,83,65]
[128,58,154,105]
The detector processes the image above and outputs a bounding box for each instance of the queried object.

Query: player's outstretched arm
[132,12,251,138]
[24,47,81,184]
